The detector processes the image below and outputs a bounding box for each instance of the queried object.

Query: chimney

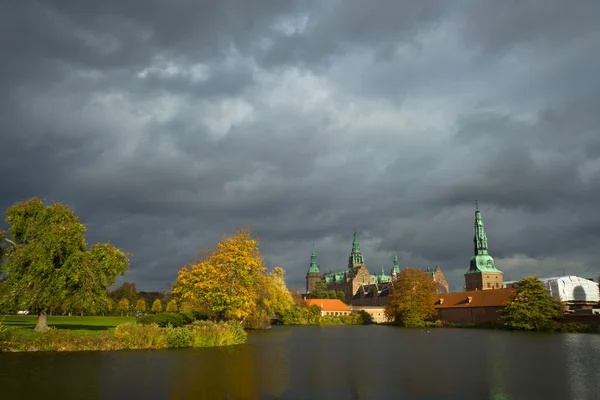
[439,298,444,305]
[467,296,473,304]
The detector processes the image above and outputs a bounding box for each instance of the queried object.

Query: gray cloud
[2,0,600,292]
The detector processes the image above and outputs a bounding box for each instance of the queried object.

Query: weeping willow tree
[0,198,129,331]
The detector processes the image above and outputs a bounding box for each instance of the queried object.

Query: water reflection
[1,326,600,399]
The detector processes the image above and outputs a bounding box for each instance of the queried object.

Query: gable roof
[305,299,351,312]
[433,288,514,309]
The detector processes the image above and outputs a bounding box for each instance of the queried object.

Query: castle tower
[348,229,365,268]
[391,255,401,279]
[305,250,322,294]
[464,204,503,291]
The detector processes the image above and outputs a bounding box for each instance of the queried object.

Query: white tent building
[505,276,599,310]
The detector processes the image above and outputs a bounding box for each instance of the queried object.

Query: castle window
[487,283,491,288]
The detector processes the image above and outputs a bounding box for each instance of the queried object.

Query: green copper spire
[466,203,502,274]
[308,251,320,273]
[352,228,360,253]
[392,255,400,274]
[348,229,364,267]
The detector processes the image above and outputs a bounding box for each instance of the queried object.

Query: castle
[305,230,449,306]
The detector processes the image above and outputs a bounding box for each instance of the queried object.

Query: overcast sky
[2,1,599,292]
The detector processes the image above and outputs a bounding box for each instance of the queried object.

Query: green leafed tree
[166,299,178,313]
[500,277,564,331]
[327,290,337,300]
[311,280,329,299]
[336,291,346,304]
[118,298,130,317]
[151,299,162,313]
[0,198,129,331]
[135,298,147,313]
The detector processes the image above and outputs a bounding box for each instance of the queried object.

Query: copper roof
[433,288,514,309]
[305,299,352,312]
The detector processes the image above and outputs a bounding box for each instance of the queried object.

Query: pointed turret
[306,248,322,294]
[465,203,503,291]
[348,229,364,268]
[308,251,320,273]
[392,255,400,275]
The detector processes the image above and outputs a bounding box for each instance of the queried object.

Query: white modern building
[505,276,599,311]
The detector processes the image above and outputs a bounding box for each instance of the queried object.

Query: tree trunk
[35,311,49,332]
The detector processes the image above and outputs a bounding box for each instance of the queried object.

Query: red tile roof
[433,288,514,309]
[305,299,351,312]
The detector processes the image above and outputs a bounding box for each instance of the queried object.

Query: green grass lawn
[1,315,136,337]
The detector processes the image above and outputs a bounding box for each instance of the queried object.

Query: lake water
[1,325,599,399]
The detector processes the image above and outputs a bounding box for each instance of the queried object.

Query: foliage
[0,320,246,352]
[245,267,295,329]
[336,291,346,303]
[151,299,162,313]
[137,312,185,328]
[165,324,194,347]
[385,268,437,327]
[110,282,137,305]
[166,299,178,313]
[280,305,366,325]
[173,228,266,320]
[0,198,129,331]
[500,277,564,331]
[117,298,130,316]
[135,298,147,313]
[178,310,195,325]
[311,280,329,299]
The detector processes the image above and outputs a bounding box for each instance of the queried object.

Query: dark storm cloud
[1,0,599,291]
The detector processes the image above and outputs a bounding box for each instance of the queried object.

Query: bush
[554,322,591,333]
[165,324,194,348]
[178,310,195,325]
[113,323,168,349]
[138,313,185,328]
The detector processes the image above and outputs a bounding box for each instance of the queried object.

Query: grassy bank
[0,317,247,352]
[1,316,135,337]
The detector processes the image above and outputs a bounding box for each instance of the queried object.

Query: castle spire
[308,249,320,273]
[352,228,360,253]
[474,205,489,256]
[392,255,400,274]
[348,229,364,267]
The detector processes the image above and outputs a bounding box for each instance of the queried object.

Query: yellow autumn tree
[151,299,162,313]
[166,299,178,313]
[173,228,266,321]
[246,266,295,329]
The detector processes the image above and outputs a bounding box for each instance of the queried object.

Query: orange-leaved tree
[173,228,266,321]
[385,268,437,327]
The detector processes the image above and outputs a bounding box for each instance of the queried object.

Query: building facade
[464,206,504,291]
[305,231,448,306]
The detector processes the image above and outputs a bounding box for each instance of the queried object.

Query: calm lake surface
[1,325,599,400]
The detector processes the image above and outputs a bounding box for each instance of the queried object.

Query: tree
[336,291,346,304]
[385,268,437,327]
[500,277,564,331]
[166,299,178,313]
[246,267,295,328]
[111,282,137,305]
[173,228,266,321]
[327,290,337,299]
[118,298,130,317]
[135,298,147,313]
[151,299,162,313]
[0,198,129,331]
[311,280,329,299]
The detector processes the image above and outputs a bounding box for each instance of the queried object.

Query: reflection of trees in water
[167,329,292,400]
